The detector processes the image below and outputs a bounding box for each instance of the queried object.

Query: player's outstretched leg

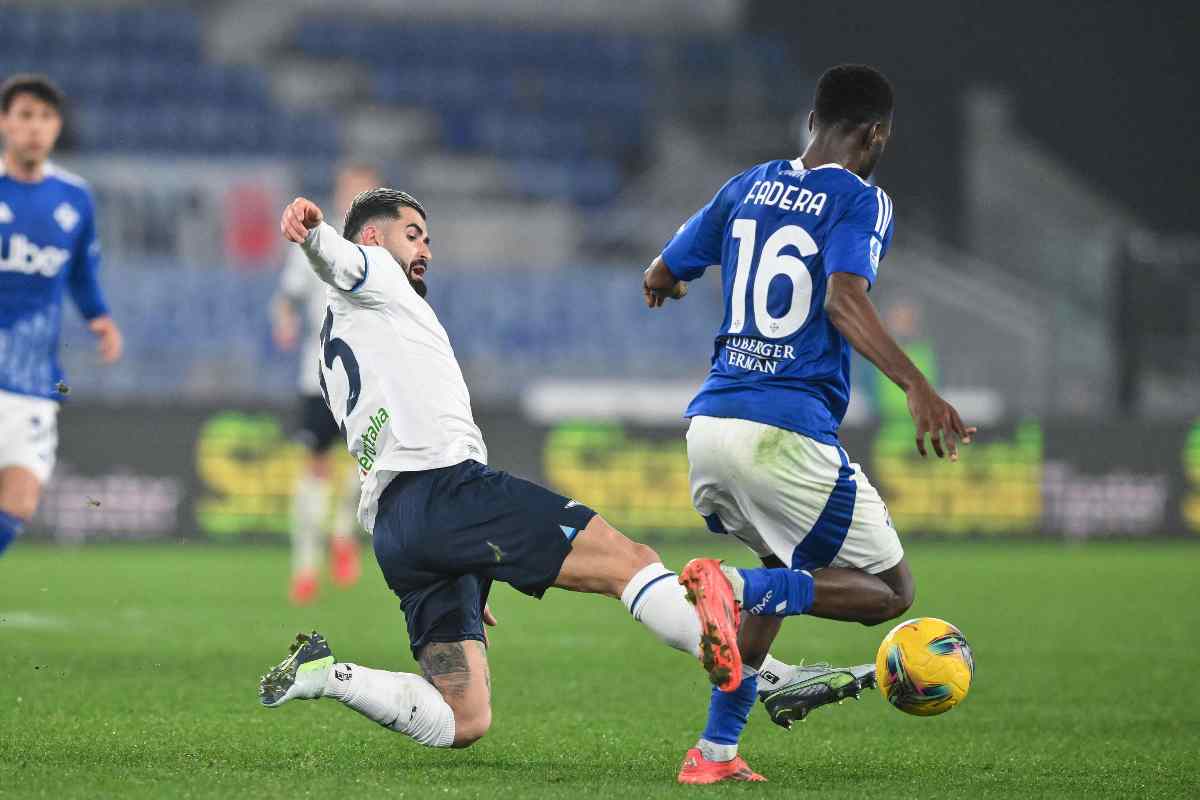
[259,632,460,748]
[551,515,743,691]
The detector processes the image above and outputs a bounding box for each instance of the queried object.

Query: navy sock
[737,566,815,616]
[701,671,758,748]
[0,510,24,556]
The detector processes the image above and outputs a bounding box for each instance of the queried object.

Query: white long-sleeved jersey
[276,244,328,396]
[300,222,487,533]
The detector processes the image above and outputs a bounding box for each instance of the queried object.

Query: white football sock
[331,466,360,538]
[756,653,798,690]
[322,663,455,747]
[621,563,701,657]
[291,472,330,574]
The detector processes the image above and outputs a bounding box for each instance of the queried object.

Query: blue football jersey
[662,159,894,445]
[0,162,108,400]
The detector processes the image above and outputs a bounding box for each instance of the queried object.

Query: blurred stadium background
[3,0,1195,546]
[3,2,1200,798]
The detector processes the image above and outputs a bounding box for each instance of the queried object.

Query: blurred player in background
[0,74,122,558]
[259,191,743,753]
[644,65,975,783]
[271,164,380,603]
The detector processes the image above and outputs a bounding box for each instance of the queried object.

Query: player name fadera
[741,180,828,216]
[723,336,797,375]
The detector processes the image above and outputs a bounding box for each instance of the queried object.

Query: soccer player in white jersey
[258,190,749,752]
[0,74,123,557]
[642,65,976,783]
[271,163,380,604]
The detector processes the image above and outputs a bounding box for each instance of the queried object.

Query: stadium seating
[0,6,340,157]
[293,18,649,206]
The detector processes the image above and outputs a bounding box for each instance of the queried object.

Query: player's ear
[862,122,880,149]
[359,225,378,246]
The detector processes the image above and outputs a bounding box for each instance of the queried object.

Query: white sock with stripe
[621,563,701,657]
[756,653,798,690]
[322,663,455,747]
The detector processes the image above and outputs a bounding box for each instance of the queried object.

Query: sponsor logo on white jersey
[0,203,13,224]
[355,407,391,473]
[0,233,71,277]
[53,202,80,233]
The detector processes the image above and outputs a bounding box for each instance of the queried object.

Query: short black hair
[813,64,893,130]
[342,188,427,241]
[1,73,64,114]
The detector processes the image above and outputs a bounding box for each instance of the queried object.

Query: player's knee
[451,705,492,748]
[862,578,914,626]
[630,541,660,571]
[0,490,38,521]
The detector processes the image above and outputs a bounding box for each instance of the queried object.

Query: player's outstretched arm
[824,272,975,459]
[280,197,366,292]
[642,256,689,308]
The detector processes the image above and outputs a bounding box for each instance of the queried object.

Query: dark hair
[813,64,893,130]
[342,188,426,241]
[1,73,65,114]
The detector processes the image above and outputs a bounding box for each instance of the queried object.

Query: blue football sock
[737,566,814,616]
[0,510,24,556]
[701,671,758,750]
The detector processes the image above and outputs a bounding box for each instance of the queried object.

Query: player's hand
[280,197,324,243]
[643,259,688,308]
[906,379,976,460]
[482,603,498,646]
[88,315,123,364]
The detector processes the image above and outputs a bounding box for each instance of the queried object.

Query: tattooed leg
[418,640,492,747]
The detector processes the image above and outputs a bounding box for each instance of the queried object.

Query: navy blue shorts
[372,460,596,658]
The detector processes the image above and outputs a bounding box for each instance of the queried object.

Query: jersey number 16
[728,219,818,339]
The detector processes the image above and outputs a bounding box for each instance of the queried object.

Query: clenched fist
[280,197,324,243]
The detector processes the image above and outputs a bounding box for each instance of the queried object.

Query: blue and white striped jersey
[0,162,108,400]
[662,159,895,445]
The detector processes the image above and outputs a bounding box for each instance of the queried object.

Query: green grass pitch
[2,540,1198,798]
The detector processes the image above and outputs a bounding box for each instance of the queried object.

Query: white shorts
[0,388,59,483]
[687,415,903,574]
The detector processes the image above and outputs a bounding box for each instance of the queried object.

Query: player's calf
[418,641,492,749]
[808,561,915,626]
[553,516,746,687]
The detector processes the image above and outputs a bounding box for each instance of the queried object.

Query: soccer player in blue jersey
[0,74,123,556]
[643,65,975,783]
